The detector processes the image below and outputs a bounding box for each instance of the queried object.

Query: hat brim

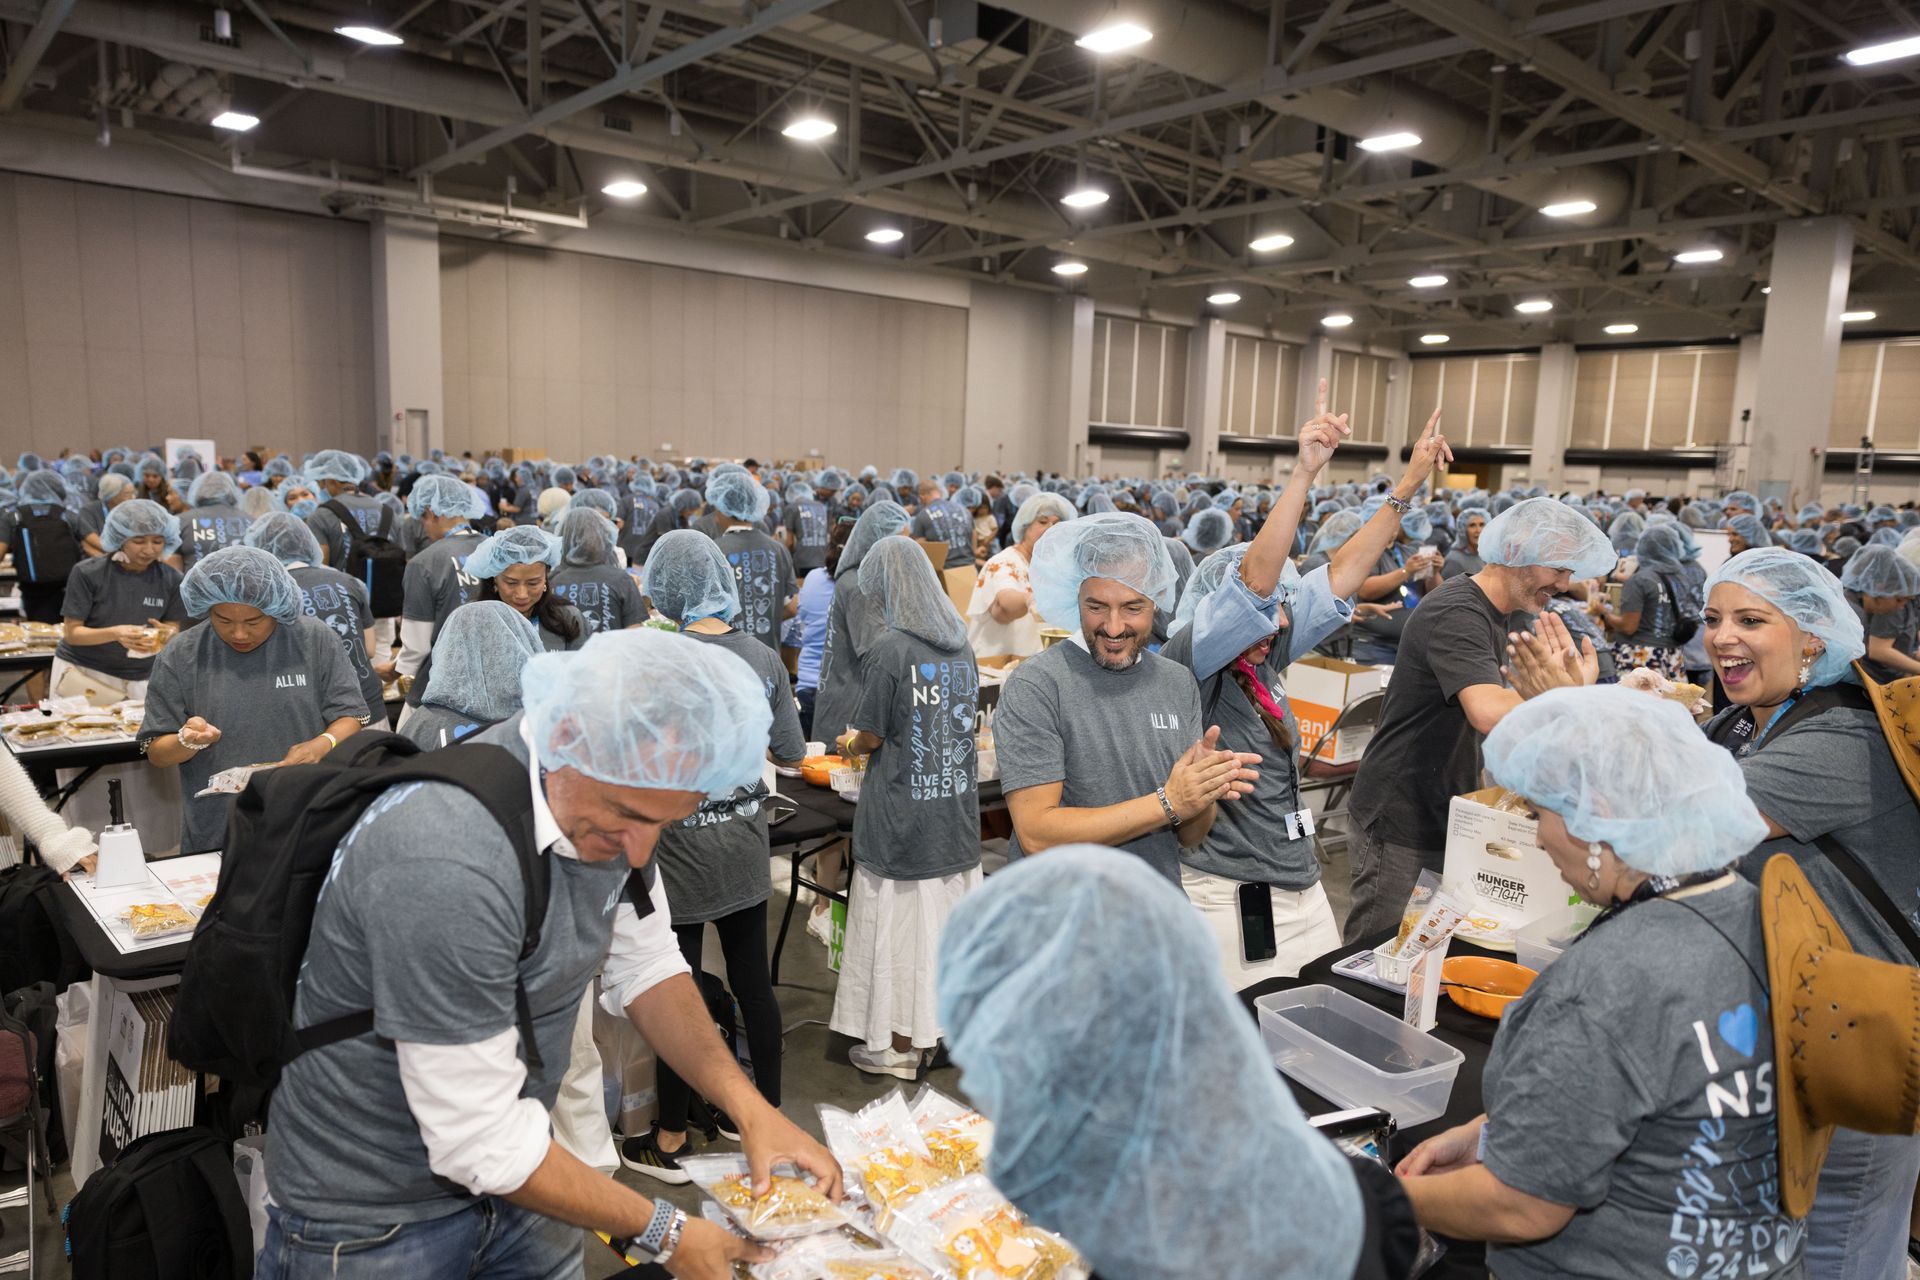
[1857,664,1920,806]
[1761,853,1852,1218]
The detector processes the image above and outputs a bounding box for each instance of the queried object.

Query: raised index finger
[1425,407,1442,439]
[1316,376,1328,419]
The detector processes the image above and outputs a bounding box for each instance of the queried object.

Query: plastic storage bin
[1513,906,1591,973]
[1255,985,1464,1126]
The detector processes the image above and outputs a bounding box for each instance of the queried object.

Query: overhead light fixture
[1207,291,1241,305]
[1075,22,1152,52]
[334,24,405,45]
[210,110,259,132]
[1842,309,1878,322]
[1357,131,1421,152]
[1060,187,1110,209]
[1514,299,1554,314]
[1052,260,1089,276]
[1843,35,1920,67]
[865,227,904,244]
[782,116,837,141]
[1419,333,1450,345]
[1604,323,1639,335]
[1408,273,1448,288]
[1248,233,1294,253]
[1761,285,1772,294]
[600,178,647,199]
[1673,247,1724,264]
[1322,313,1354,328]
[1540,199,1598,218]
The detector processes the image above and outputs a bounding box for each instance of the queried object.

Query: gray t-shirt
[55,556,186,680]
[550,563,648,635]
[178,504,251,570]
[401,528,485,707]
[812,573,882,746]
[267,718,631,1224]
[1482,880,1804,1280]
[399,702,490,750]
[288,563,382,721]
[996,640,1202,887]
[652,628,806,924]
[852,630,981,881]
[717,526,796,654]
[529,600,591,653]
[786,500,831,573]
[1617,568,1676,646]
[141,615,366,852]
[1845,590,1919,683]
[910,500,975,568]
[1709,700,1920,964]
[1441,548,1483,579]
[306,493,390,571]
[1350,575,1525,850]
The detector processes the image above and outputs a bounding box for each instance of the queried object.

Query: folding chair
[1296,687,1386,864]
[0,1064,50,1276]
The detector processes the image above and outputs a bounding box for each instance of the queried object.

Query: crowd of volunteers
[2,412,1919,1280]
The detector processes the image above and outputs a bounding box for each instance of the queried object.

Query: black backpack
[322,498,407,618]
[0,864,89,997]
[1659,574,1701,646]
[166,731,545,1088]
[7,505,79,587]
[63,1126,253,1280]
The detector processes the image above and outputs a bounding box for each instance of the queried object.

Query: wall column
[1051,294,1094,477]
[1185,318,1226,476]
[1529,343,1577,491]
[1381,352,1415,472]
[1751,217,1852,504]
[370,213,444,457]
[1292,335,1334,430]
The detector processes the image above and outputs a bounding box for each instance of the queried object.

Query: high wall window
[1222,333,1299,438]
[1830,338,1920,450]
[1328,349,1390,443]
[1092,316,1188,430]
[1407,354,1540,447]
[1568,347,1735,449]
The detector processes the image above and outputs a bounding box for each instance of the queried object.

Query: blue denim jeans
[256,1198,583,1280]
[1803,1126,1920,1280]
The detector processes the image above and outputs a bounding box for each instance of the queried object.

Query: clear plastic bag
[819,1251,940,1280]
[887,1176,1086,1280]
[123,901,198,939]
[907,1088,993,1182]
[821,1091,953,1229]
[682,1153,856,1241]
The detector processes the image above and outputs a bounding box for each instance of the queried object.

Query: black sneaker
[695,1101,742,1142]
[619,1129,693,1185]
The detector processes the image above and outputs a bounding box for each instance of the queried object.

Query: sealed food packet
[682,1153,856,1241]
[735,1229,895,1280]
[888,1176,1086,1280]
[819,1251,939,1280]
[124,902,199,939]
[821,1092,953,1229]
[1385,869,1468,959]
[195,762,282,798]
[907,1088,993,1181]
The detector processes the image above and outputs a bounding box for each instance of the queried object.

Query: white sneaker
[848,1044,923,1081]
[807,905,834,946]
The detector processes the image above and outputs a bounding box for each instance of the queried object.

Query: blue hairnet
[1901,511,1920,530]
[1306,510,1364,557]
[1151,493,1179,519]
[465,526,562,578]
[816,468,846,490]
[569,488,616,520]
[102,498,181,556]
[860,536,967,650]
[836,500,910,580]
[1169,542,1301,638]
[937,848,1364,1280]
[187,470,239,508]
[1184,492,1215,516]
[1180,508,1233,553]
[1623,488,1646,504]
[1841,503,1865,519]
[424,601,543,722]
[1707,547,1864,688]
[955,484,985,510]
[785,481,816,504]
[1484,686,1766,877]
[643,529,740,624]
[1725,514,1773,549]
[1607,509,1646,555]
[558,508,618,568]
[1399,509,1432,542]
[1633,524,1690,573]
[859,465,879,481]
[1030,512,1179,629]
[1841,544,1920,598]
[1779,529,1825,555]
[943,470,966,490]
[520,627,771,798]
[1797,503,1826,525]
[1011,492,1074,545]
[706,468,770,523]
[302,449,364,485]
[551,465,577,491]
[263,458,293,481]
[1868,505,1896,525]
[409,474,474,520]
[889,467,918,492]
[1082,489,1117,515]
[1725,490,1757,512]
[15,452,41,472]
[1479,497,1617,577]
[18,471,68,505]
[668,488,703,516]
[243,511,324,566]
[1900,529,1920,571]
[180,545,303,622]
[1869,527,1903,549]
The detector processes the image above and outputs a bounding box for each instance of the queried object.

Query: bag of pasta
[680,1153,855,1241]
[887,1176,1086,1280]
[816,1250,940,1280]
[821,1091,954,1230]
[907,1087,993,1181]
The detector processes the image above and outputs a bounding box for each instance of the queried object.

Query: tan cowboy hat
[1857,665,1920,807]
[1760,853,1920,1217]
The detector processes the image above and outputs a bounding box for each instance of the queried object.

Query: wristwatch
[614,1200,687,1265]
[1156,785,1182,829]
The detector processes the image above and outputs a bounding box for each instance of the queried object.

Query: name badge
[1283,808,1317,841]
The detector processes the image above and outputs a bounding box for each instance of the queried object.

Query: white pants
[549,986,617,1172]
[1179,865,1341,990]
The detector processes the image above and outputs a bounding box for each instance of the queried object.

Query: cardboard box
[1285,656,1389,764]
[1441,787,1574,948]
[943,565,976,614]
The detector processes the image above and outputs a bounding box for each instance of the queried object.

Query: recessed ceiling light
[782,117,837,141]
[600,179,647,199]
[1761,285,1772,294]
[1514,299,1554,314]
[1322,313,1354,328]
[1357,131,1421,152]
[1540,199,1598,218]
[1052,260,1089,276]
[1075,22,1152,52]
[865,227,904,244]
[1061,188,1109,209]
[1248,233,1294,253]
[1408,274,1448,288]
[1844,35,1920,66]
[1674,247,1724,264]
[211,110,259,132]
[1207,291,1241,305]
[334,24,404,45]
[1842,309,1877,322]
[1419,333,1449,344]
[1604,323,1639,335]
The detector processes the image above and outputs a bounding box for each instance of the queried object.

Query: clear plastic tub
[1255,984,1464,1126]
[1513,906,1589,973]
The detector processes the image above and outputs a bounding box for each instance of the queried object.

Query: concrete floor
[9,836,1362,1277]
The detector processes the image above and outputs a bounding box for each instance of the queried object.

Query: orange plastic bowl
[1441,956,1537,1019]
[800,755,845,787]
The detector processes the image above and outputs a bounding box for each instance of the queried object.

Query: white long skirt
[830,864,983,1053]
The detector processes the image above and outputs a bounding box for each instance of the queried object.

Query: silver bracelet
[179,735,210,752]
[653,1209,689,1264]
[1155,784,1181,829]
[1384,493,1412,515]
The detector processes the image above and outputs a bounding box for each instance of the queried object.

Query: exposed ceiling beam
[0,0,80,111]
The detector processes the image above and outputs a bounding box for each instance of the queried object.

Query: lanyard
[1748,694,1800,751]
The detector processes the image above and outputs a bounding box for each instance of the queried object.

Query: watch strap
[1156,785,1181,829]
[635,1198,678,1257]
